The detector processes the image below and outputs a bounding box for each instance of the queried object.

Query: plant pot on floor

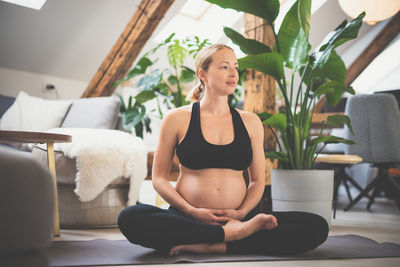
[271,169,334,227]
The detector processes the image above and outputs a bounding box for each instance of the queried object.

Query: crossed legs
[118,203,329,255]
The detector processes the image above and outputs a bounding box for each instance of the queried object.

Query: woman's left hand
[215,209,246,220]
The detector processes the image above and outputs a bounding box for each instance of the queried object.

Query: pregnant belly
[175,168,247,210]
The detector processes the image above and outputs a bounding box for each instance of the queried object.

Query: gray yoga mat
[47,235,400,266]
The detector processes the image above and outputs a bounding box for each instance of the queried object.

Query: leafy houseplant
[114,34,211,137]
[115,34,244,138]
[207,0,364,170]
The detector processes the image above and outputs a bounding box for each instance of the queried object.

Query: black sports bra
[175,102,253,171]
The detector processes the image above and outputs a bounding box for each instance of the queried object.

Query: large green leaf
[314,80,354,106]
[135,90,156,104]
[265,151,289,162]
[143,117,152,134]
[262,113,287,133]
[186,36,211,58]
[123,106,146,132]
[143,33,175,57]
[168,75,178,85]
[171,91,189,107]
[277,0,309,70]
[298,0,311,36]
[311,135,355,147]
[303,50,347,94]
[167,39,188,69]
[113,57,153,87]
[114,92,126,112]
[136,69,162,90]
[257,111,274,121]
[180,66,196,83]
[325,114,354,135]
[155,81,170,95]
[238,52,284,80]
[224,27,271,55]
[314,50,346,83]
[205,0,280,25]
[313,12,365,68]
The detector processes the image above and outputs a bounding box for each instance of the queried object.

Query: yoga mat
[47,235,400,267]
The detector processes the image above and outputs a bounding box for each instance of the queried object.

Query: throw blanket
[40,128,148,205]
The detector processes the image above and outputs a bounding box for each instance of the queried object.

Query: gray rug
[47,235,400,266]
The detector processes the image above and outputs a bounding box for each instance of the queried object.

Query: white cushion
[0,91,72,131]
[61,96,120,129]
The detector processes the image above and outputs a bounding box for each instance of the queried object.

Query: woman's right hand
[189,208,231,225]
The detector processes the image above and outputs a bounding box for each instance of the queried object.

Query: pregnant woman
[118,44,329,255]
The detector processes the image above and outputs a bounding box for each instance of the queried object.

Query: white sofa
[0,92,147,228]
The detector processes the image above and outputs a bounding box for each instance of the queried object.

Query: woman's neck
[199,94,230,116]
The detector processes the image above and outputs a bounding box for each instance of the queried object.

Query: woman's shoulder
[234,108,263,137]
[163,103,193,123]
[234,108,261,124]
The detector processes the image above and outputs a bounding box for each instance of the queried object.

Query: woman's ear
[198,69,207,83]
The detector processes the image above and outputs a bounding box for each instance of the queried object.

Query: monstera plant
[114,34,210,137]
[207,0,364,170]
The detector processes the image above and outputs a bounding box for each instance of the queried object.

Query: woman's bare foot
[223,213,278,242]
[169,243,226,256]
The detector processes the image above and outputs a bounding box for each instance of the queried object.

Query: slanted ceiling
[0,0,142,82]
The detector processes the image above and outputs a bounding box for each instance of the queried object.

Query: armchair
[0,145,53,265]
[343,93,400,211]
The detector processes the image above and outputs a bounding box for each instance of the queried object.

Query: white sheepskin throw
[42,128,148,205]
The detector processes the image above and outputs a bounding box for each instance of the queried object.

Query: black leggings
[118,203,329,255]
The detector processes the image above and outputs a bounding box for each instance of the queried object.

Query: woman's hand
[217,209,246,220]
[189,208,231,225]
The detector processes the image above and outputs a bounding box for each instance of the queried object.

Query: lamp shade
[338,0,400,25]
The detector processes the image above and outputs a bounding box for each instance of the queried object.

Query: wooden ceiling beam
[346,11,400,86]
[82,0,175,98]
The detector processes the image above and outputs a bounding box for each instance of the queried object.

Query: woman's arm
[152,109,192,212]
[152,108,230,225]
[225,112,266,219]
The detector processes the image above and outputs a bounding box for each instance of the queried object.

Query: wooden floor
[57,181,400,267]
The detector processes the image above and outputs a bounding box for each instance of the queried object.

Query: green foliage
[206,0,280,25]
[114,33,207,136]
[224,27,271,54]
[115,32,244,138]
[207,0,365,169]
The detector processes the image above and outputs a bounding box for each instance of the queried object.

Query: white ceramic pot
[271,169,334,227]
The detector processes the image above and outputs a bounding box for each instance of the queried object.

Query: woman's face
[200,48,239,96]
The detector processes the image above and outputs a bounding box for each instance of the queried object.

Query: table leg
[155,193,164,208]
[47,142,60,237]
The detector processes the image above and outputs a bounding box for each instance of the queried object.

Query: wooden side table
[0,130,72,237]
[315,154,367,218]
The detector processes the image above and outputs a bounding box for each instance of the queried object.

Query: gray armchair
[344,93,400,210]
[0,145,53,266]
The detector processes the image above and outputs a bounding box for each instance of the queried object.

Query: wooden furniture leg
[47,142,60,237]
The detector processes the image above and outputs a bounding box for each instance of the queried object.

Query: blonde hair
[187,44,234,102]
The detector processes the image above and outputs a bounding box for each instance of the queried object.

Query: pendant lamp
[338,0,400,25]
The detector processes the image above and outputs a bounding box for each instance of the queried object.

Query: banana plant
[207,0,365,169]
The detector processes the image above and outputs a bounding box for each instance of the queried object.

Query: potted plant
[114,33,244,138]
[207,0,364,225]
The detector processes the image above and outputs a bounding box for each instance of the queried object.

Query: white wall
[0,67,87,99]
[351,36,400,94]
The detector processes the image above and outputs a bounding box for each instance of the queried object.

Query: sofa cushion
[61,96,121,129]
[0,91,72,131]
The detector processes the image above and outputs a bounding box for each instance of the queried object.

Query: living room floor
[55,181,400,267]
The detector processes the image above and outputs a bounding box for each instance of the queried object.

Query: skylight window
[153,0,243,44]
[0,0,47,10]
[179,0,211,21]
